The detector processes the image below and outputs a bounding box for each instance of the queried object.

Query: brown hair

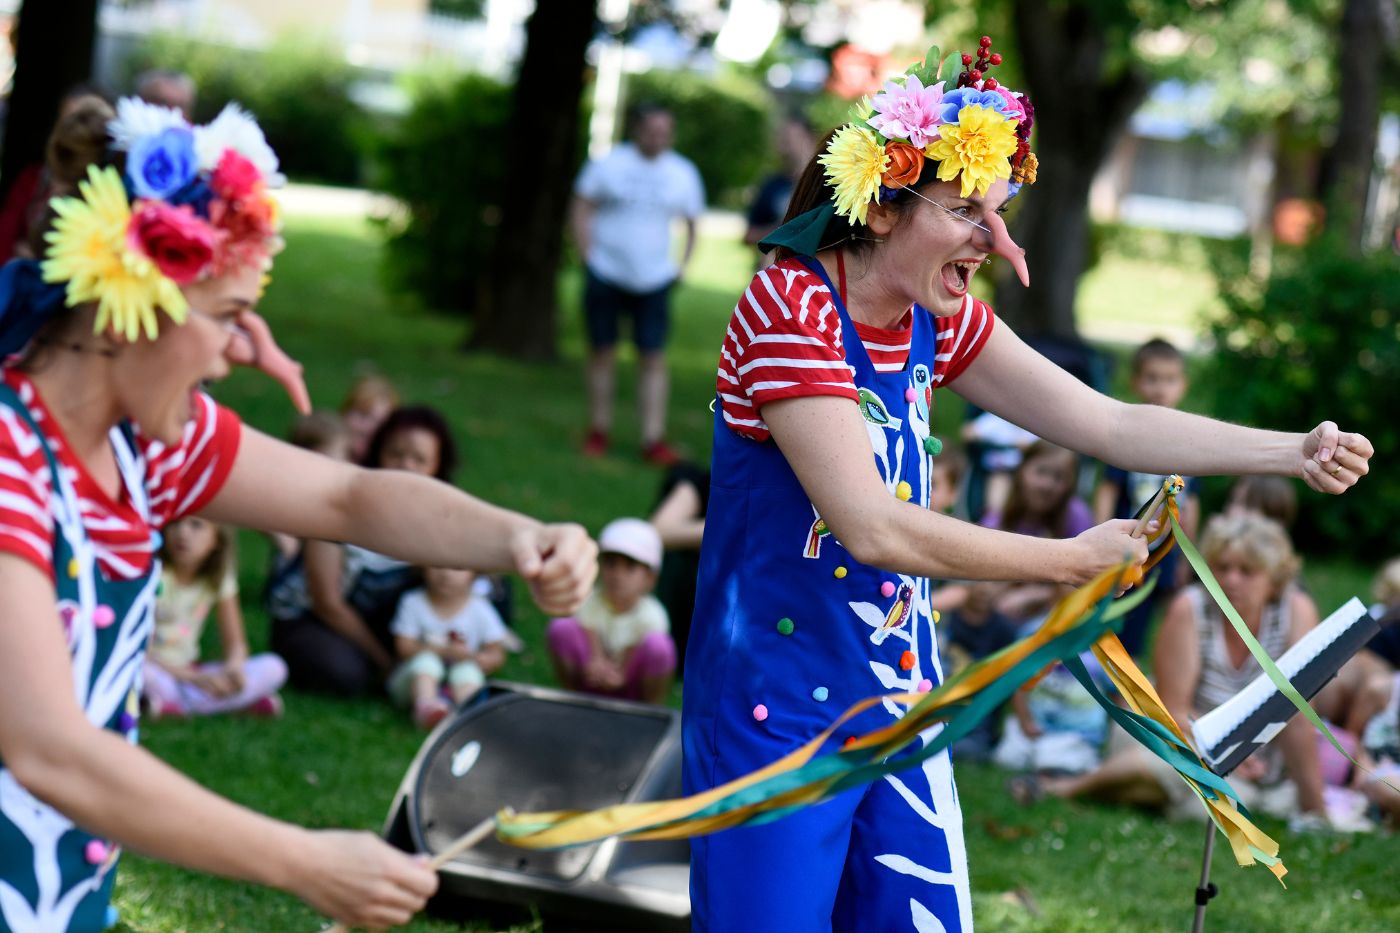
[1131,337,1185,377]
[1227,475,1298,530]
[289,410,350,452]
[46,95,116,191]
[160,518,237,591]
[1000,440,1079,537]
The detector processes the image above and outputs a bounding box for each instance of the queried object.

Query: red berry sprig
[957,34,1004,88]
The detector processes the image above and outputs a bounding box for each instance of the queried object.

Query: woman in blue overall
[0,98,597,932]
[683,42,1373,931]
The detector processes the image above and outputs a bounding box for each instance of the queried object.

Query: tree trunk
[0,0,100,206]
[1315,0,1386,249]
[995,0,1148,339]
[467,0,598,360]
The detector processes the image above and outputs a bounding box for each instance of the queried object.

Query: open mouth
[941,260,980,297]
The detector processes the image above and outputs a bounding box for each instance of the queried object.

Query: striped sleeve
[142,393,243,526]
[937,297,996,386]
[0,404,55,574]
[716,263,857,442]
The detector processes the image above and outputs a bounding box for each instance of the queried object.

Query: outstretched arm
[954,324,1373,493]
[763,395,1147,586]
[0,554,436,930]
[201,428,596,616]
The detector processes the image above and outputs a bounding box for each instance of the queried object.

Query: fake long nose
[225,310,311,415]
[981,210,1029,287]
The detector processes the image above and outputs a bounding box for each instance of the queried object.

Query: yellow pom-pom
[895,481,913,501]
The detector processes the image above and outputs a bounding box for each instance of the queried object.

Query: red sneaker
[582,429,609,457]
[246,693,284,719]
[641,440,682,467]
[413,697,451,730]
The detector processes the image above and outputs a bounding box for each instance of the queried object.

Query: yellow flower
[820,124,888,225]
[925,105,1018,198]
[41,165,187,342]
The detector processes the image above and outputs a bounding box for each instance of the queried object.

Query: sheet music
[1190,598,1368,760]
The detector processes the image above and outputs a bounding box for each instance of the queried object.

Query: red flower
[127,200,219,285]
[208,193,280,273]
[210,149,263,202]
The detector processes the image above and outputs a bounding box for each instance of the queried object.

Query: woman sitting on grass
[1025,514,1344,828]
[0,98,595,932]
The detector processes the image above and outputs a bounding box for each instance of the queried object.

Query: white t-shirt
[577,589,670,657]
[390,588,509,652]
[574,143,705,293]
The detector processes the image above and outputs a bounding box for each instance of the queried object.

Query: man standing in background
[571,102,704,467]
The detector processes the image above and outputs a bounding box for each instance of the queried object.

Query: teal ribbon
[757,203,838,256]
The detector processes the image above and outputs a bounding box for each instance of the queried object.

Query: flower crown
[40,98,284,342]
[821,37,1038,225]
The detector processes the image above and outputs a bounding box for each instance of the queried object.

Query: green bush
[1203,236,1400,556]
[124,34,368,185]
[371,72,513,313]
[624,70,772,210]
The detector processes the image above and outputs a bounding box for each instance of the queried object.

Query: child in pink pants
[547,518,676,703]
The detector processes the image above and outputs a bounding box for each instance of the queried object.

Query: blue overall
[683,258,972,932]
[0,384,158,933]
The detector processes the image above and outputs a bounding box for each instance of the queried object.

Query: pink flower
[210,149,263,201]
[867,75,954,148]
[127,200,220,284]
[993,87,1028,125]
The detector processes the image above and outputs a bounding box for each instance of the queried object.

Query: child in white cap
[547,518,676,703]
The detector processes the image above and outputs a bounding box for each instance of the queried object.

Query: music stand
[1186,598,1378,932]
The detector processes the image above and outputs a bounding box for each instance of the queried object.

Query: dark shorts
[583,268,673,352]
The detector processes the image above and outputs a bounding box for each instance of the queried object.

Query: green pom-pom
[924,435,944,457]
[777,618,795,635]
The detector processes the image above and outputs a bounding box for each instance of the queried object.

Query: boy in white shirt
[389,567,508,728]
[547,518,677,703]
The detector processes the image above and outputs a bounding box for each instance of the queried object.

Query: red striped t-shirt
[0,368,242,581]
[716,258,995,441]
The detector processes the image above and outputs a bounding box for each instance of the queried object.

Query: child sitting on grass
[548,518,676,704]
[145,517,287,718]
[389,567,509,729]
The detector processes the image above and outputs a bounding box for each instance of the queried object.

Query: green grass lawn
[112,216,1398,932]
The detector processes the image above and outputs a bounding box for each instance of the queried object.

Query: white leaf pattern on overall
[0,772,106,932]
[852,376,972,930]
[0,425,152,931]
[910,896,951,933]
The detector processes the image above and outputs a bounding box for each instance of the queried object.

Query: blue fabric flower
[941,88,1019,121]
[126,127,198,201]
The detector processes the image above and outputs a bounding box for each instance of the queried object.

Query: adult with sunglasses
[683,39,1373,931]
[0,98,596,932]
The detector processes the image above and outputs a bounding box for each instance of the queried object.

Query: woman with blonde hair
[1030,513,1334,825]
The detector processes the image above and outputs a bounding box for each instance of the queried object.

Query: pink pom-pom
[84,839,109,864]
[92,605,116,629]
[752,704,769,722]
[880,581,896,598]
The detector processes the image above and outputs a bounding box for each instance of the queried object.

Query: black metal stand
[1190,820,1220,933]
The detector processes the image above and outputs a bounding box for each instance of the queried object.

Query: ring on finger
[1330,463,1343,476]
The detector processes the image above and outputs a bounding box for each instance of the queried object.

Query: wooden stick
[323,817,497,933]
[1131,484,1170,540]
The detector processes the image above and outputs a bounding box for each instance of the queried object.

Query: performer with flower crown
[684,37,1373,931]
[0,97,597,932]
